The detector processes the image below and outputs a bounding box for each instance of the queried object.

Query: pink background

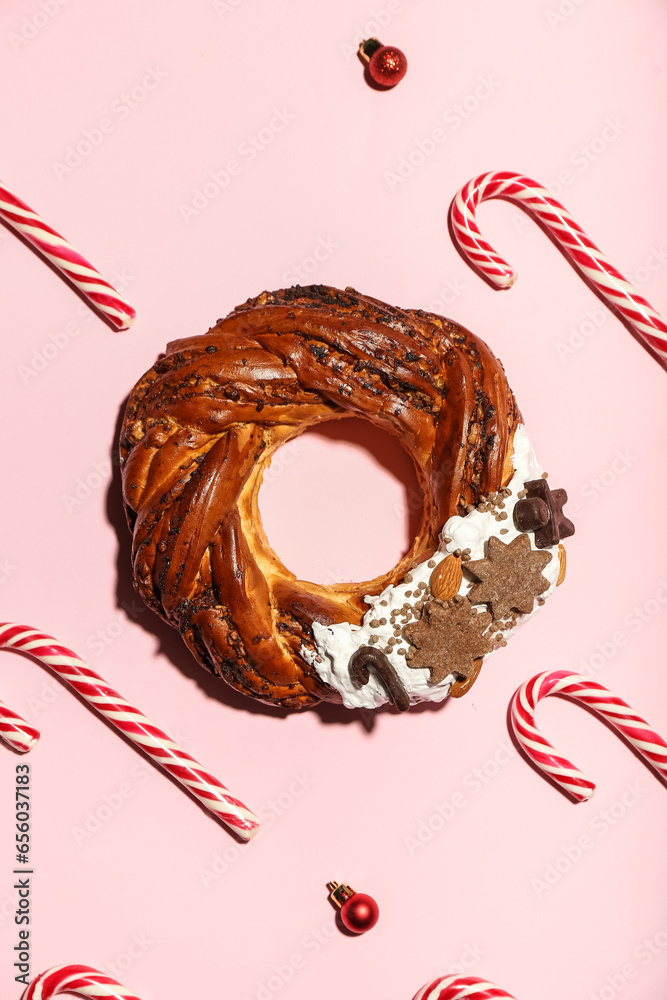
[1,1,667,998]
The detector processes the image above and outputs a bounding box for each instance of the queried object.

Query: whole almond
[429,554,463,601]
[556,544,567,587]
[450,657,483,699]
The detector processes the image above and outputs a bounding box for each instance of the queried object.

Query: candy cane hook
[0,181,135,331]
[510,669,667,802]
[449,170,667,369]
[413,975,519,1000]
[23,967,519,1000]
[22,965,140,1000]
[0,623,259,840]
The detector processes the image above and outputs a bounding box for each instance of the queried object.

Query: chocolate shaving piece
[348,646,411,712]
[514,479,575,548]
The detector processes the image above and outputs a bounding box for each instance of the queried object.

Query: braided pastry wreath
[120,285,571,711]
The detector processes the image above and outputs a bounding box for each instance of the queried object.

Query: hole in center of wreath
[258,418,422,584]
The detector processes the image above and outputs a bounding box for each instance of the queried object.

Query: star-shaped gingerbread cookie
[403,599,495,684]
[466,533,552,618]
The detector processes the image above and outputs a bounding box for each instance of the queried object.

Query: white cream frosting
[304,424,561,709]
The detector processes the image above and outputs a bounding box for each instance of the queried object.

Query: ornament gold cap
[327,881,355,908]
[358,38,382,63]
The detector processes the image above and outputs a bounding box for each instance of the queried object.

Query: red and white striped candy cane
[0,181,135,331]
[0,623,259,840]
[449,171,667,369]
[413,975,518,1000]
[23,965,140,1000]
[510,669,667,802]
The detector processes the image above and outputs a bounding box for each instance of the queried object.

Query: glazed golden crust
[120,285,520,709]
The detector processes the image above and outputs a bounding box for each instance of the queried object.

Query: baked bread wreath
[119,285,572,711]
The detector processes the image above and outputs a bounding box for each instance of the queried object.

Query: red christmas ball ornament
[359,38,408,88]
[328,882,380,934]
[341,892,380,933]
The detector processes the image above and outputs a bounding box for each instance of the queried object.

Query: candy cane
[23,967,519,1000]
[413,975,518,1000]
[22,966,140,1000]
[449,170,667,369]
[0,623,259,840]
[510,670,667,802]
[0,182,135,331]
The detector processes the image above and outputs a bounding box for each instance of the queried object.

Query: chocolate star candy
[404,599,495,684]
[466,534,552,618]
[513,479,575,548]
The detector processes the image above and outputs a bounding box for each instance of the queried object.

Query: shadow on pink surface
[106,397,447,728]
